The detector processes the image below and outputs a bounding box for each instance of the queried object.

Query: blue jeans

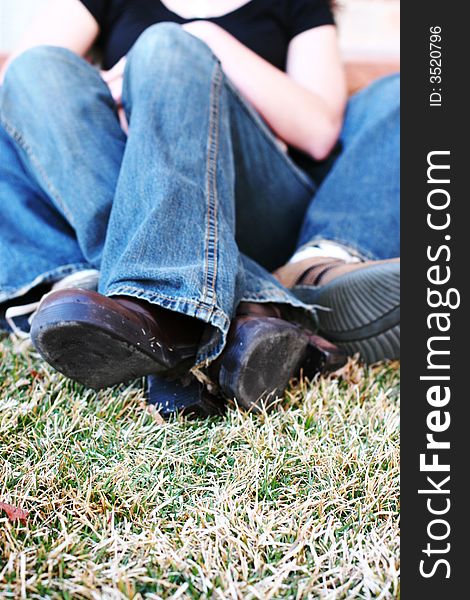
[0,23,399,366]
[298,73,400,259]
[0,24,316,365]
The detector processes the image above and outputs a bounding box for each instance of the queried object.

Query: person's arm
[183,21,347,160]
[0,0,100,82]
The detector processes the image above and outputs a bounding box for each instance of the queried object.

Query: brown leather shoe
[210,302,347,412]
[30,289,201,389]
[274,257,400,363]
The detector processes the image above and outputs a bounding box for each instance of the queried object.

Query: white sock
[289,241,361,265]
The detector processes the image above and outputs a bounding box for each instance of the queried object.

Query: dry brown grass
[0,337,399,599]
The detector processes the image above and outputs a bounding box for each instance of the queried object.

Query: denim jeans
[0,23,324,365]
[0,23,399,366]
[298,73,400,259]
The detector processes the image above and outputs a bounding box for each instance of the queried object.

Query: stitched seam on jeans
[201,63,222,312]
[209,66,221,305]
[107,285,205,307]
[0,119,75,224]
[225,80,316,193]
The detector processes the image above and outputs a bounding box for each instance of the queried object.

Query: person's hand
[101,56,126,104]
[100,57,128,133]
[182,20,218,38]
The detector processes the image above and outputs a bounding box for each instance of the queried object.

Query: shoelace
[5,269,100,341]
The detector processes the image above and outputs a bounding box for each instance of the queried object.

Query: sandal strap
[296,260,344,287]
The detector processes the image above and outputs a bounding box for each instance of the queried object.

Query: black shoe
[146,374,226,420]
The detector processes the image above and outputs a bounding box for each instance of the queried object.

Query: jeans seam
[0,119,75,225]
[200,62,223,314]
[106,285,231,368]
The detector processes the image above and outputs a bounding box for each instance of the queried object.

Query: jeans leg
[0,46,127,268]
[298,74,400,260]
[226,79,316,271]
[99,24,315,366]
[0,123,89,304]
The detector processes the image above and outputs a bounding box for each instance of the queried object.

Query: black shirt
[80,0,335,70]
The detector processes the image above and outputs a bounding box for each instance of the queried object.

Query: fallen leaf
[0,502,29,524]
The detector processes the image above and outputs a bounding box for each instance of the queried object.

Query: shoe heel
[217,319,320,412]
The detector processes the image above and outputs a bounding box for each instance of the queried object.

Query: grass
[0,335,399,599]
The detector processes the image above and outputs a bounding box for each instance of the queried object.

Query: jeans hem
[105,283,231,366]
[193,291,319,367]
[0,263,92,305]
[105,283,318,366]
[241,294,318,331]
[106,284,229,324]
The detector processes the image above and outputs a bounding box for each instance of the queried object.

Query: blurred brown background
[337,0,399,92]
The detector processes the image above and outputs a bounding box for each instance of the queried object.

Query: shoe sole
[217,319,326,412]
[294,261,400,363]
[31,301,182,389]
